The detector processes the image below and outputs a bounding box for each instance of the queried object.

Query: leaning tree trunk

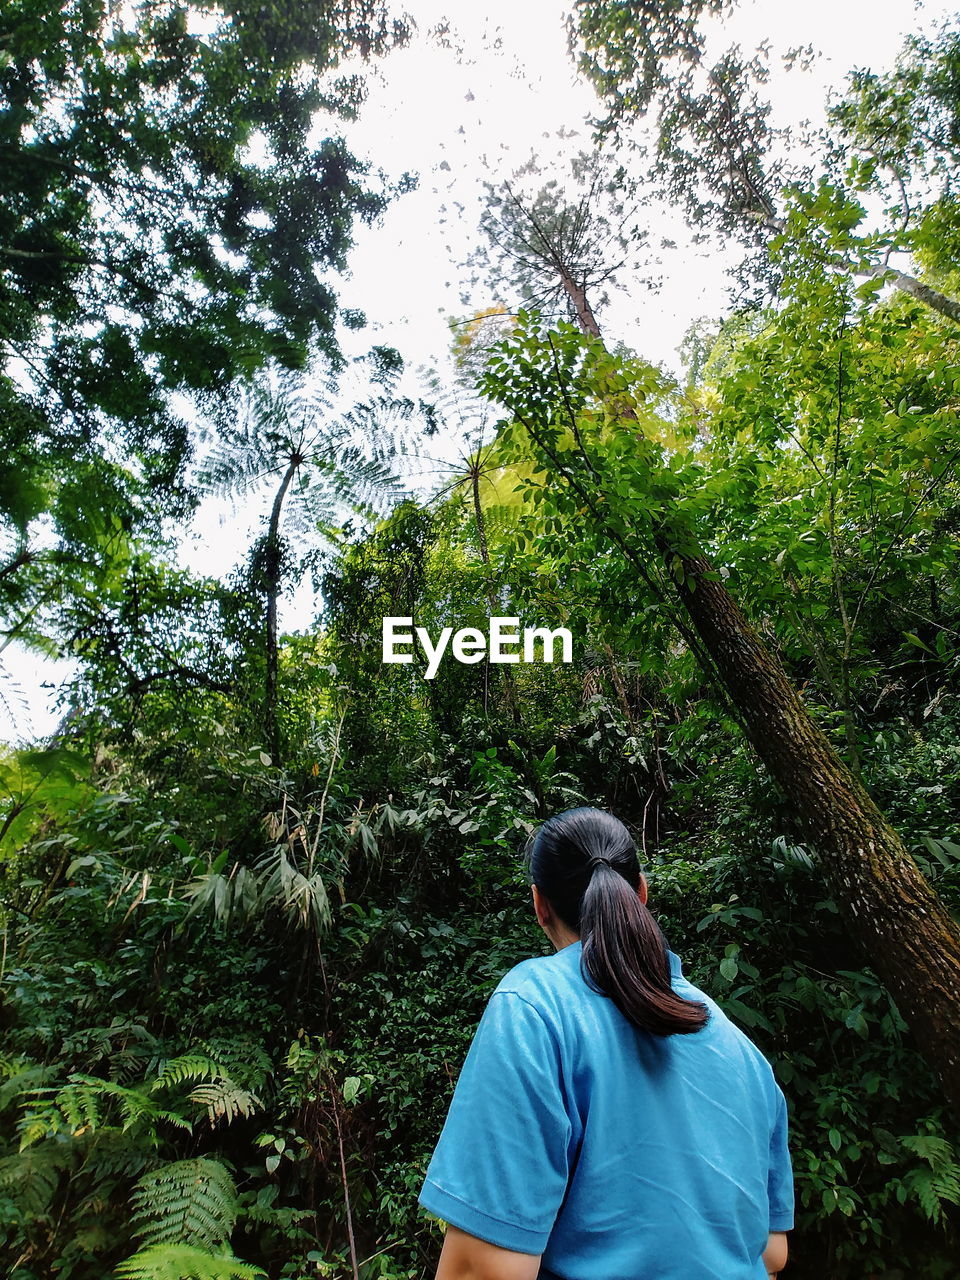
[761,214,960,328]
[671,548,960,1109]
[548,275,960,1110]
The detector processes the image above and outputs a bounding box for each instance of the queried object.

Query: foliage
[5,7,960,1280]
[474,150,647,327]
[114,1244,265,1280]
[130,1158,241,1250]
[570,3,960,321]
[1,0,411,678]
[197,369,423,761]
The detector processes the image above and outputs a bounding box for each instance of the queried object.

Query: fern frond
[901,1134,956,1166]
[16,1087,65,1148]
[0,1140,74,1219]
[150,1056,255,1127]
[130,1157,239,1249]
[152,1056,233,1093]
[0,1059,53,1114]
[197,1040,272,1093]
[79,1127,159,1185]
[188,1081,261,1127]
[70,1075,158,1131]
[56,1078,102,1132]
[901,1133,960,1224]
[114,1243,265,1280]
[19,1073,192,1146]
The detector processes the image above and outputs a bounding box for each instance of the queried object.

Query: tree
[474,152,647,337]
[65,554,240,711]
[200,370,416,762]
[474,158,960,1111]
[1,0,411,657]
[568,3,960,323]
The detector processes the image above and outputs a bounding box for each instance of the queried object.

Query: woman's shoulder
[673,965,785,1095]
[488,943,587,1015]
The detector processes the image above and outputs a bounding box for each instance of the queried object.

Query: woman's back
[419,808,793,1279]
[420,941,792,1280]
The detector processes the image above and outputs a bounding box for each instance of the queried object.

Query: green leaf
[342,1076,361,1104]
[903,632,936,655]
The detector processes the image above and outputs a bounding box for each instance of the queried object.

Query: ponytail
[580,862,707,1035]
[527,807,708,1037]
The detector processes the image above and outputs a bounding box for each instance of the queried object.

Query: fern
[77,1126,159,1185]
[17,1058,254,1157]
[900,1134,960,1225]
[130,1157,239,1249]
[114,1243,265,1280]
[197,1038,272,1093]
[152,1055,233,1092]
[18,1073,192,1148]
[188,1080,260,1126]
[0,1057,53,1114]
[74,1075,193,1134]
[151,1055,261,1126]
[0,1140,74,1220]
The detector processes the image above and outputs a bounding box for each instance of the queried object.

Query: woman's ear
[531,884,551,928]
[638,873,649,905]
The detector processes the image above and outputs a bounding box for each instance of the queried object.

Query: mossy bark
[673,549,960,1111]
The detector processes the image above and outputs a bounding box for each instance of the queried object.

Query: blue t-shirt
[419,943,793,1280]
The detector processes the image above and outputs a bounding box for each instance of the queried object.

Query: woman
[418,807,793,1280]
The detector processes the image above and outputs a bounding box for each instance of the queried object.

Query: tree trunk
[559,269,602,337]
[470,460,523,725]
[671,548,960,1109]
[549,267,960,1110]
[264,459,299,765]
[754,212,960,326]
[795,226,960,326]
[873,266,960,326]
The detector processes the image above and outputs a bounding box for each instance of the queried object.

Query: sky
[3,0,956,743]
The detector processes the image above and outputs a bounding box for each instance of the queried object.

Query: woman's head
[526,806,708,1037]
[527,806,640,929]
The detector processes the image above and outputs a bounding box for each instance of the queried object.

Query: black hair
[526,806,708,1036]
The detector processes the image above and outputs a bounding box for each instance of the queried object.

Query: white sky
[4,0,955,743]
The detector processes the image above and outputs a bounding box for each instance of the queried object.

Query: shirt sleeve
[418,990,572,1254]
[767,1087,795,1232]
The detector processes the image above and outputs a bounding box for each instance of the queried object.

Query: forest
[3,0,960,1276]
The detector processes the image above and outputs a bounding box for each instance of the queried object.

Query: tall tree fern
[199,371,422,762]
